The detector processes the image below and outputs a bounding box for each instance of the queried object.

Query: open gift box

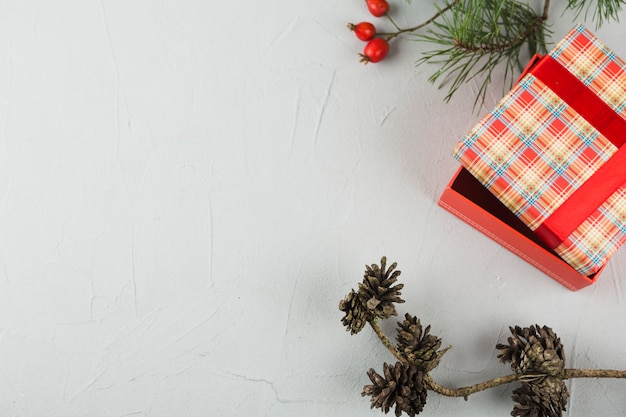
[438,24,626,290]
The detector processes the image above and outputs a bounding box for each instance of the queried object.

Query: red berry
[348,22,376,41]
[360,38,389,64]
[366,0,389,17]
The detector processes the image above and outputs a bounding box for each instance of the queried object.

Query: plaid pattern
[453,25,626,275]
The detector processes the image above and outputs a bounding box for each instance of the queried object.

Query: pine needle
[565,0,624,27]
[415,0,549,109]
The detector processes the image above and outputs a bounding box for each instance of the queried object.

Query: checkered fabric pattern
[453,25,626,275]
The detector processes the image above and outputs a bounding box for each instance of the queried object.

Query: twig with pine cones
[339,257,626,416]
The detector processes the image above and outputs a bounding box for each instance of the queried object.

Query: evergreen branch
[416,0,550,108]
[452,7,548,53]
[542,0,551,19]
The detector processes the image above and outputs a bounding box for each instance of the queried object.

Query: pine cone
[511,377,569,417]
[497,325,565,376]
[358,256,405,319]
[339,290,371,334]
[396,314,447,372]
[362,361,427,417]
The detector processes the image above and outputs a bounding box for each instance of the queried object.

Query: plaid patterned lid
[452,25,626,275]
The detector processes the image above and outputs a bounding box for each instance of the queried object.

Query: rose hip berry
[348,22,376,41]
[360,38,389,64]
[366,0,389,17]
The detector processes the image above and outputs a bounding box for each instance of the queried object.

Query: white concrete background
[0,1,625,416]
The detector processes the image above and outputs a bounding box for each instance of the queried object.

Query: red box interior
[439,167,600,290]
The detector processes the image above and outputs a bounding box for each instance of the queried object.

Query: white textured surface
[0,1,625,416]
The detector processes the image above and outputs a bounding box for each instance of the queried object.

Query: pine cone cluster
[339,257,405,334]
[362,361,428,417]
[396,313,448,372]
[497,325,565,376]
[511,377,569,417]
[497,325,568,417]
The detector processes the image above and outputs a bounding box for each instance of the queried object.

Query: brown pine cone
[362,361,428,417]
[358,256,405,319]
[339,290,371,335]
[396,313,447,372]
[511,377,569,417]
[497,325,565,376]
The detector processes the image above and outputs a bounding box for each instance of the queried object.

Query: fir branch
[416,0,550,107]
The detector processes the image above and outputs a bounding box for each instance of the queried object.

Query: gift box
[441,24,626,289]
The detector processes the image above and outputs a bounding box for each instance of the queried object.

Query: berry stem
[385,13,402,31]
[378,0,460,40]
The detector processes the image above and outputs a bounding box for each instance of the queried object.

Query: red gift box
[438,25,626,289]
